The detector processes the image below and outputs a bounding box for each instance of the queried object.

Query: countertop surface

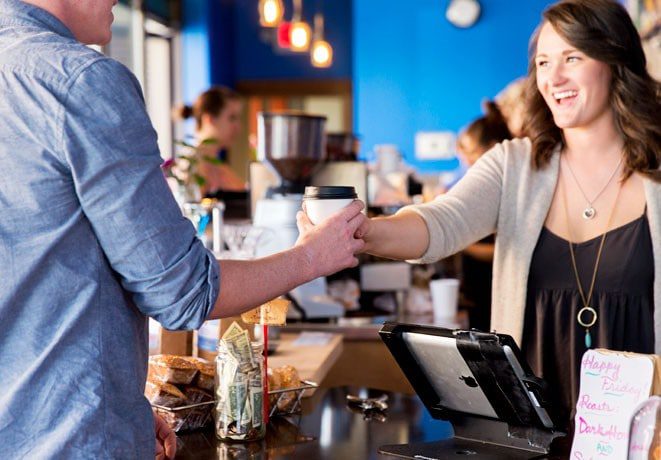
[267,332,343,393]
[281,312,466,341]
[174,386,571,460]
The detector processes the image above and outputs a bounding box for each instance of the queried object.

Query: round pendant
[577,306,598,328]
[582,207,596,220]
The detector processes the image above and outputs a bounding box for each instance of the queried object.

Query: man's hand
[295,200,367,278]
[154,412,177,460]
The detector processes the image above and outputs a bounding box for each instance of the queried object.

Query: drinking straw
[263,323,269,426]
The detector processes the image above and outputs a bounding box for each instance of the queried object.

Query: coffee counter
[174,386,451,460]
[175,386,571,459]
[268,332,343,390]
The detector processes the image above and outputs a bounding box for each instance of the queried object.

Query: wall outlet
[415,131,457,160]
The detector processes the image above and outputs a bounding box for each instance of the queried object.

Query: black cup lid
[303,186,357,200]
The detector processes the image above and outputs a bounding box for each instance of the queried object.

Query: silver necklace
[564,155,623,220]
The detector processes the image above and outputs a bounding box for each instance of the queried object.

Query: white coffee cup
[429,278,460,322]
[303,186,357,225]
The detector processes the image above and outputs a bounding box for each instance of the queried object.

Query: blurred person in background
[174,86,247,194]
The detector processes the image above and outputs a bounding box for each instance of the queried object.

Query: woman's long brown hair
[523,0,661,181]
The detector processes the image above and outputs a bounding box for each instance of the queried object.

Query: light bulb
[259,0,283,27]
[289,21,311,51]
[311,40,332,67]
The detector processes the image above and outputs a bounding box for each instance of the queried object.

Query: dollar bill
[221,321,243,341]
[228,379,247,421]
[225,330,255,372]
[250,386,263,428]
[240,387,252,432]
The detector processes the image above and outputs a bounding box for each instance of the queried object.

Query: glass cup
[182,199,225,256]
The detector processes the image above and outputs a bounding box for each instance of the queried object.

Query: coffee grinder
[252,111,344,319]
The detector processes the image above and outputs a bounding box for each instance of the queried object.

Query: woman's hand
[295,200,367,278]
[154,412,177,460]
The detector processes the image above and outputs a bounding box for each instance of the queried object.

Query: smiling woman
[524,0,660,179]
[341,0,661,431]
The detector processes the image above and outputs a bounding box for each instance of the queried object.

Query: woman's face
[208,100,243,147]
[535,23,613,132]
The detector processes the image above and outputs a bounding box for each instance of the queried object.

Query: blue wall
[353,0,554,172]
[181,0,212,103]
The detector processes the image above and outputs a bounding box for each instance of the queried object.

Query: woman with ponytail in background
[174,86,247,194]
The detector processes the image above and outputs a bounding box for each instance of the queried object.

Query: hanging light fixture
[258,0,284,27]
[310,13,332,67]
[277,21,292,48]
[289,0,311,52]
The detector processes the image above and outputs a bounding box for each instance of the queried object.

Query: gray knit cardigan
[409,138,660,353]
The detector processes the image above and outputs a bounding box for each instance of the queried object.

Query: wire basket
[151,380,318,431]
[268,380,318,418]
[152,400,215,433]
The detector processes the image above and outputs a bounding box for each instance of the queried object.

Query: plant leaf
[202,155,223,165]
[193,174,206,186]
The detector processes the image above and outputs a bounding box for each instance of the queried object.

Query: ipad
[402,332,498,419]
[379,322,559,431]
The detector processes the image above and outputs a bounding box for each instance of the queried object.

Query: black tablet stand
[378,322,566,459]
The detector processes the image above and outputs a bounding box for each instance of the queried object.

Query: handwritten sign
[570,349,655,460]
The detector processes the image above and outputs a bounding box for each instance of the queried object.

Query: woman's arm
[359,209,430,260]
[360,142,506,263]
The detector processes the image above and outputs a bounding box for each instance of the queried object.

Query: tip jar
[215,340,266,442]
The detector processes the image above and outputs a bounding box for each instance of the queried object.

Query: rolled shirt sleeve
[60,58,219,330]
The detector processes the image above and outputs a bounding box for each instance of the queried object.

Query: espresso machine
[252,111,345,319]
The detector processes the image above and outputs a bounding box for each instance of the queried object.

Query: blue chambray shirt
[0,1,220,457]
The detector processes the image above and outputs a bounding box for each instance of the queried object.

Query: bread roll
[149,354,198,385]
[145,380,187,407]
[241,298,289,325]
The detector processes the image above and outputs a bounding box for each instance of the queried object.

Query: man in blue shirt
[0,0,366,458]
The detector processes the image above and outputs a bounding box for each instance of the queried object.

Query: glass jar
[215,341,265,441]
[628,396,661,460]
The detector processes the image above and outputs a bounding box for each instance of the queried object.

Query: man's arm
[61,58,221,330]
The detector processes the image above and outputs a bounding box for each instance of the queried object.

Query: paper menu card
[570,349,656,460]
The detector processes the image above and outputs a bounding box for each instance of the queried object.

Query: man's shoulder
[0,28,126,90]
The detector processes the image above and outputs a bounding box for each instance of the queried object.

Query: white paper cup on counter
[430,278,459,323]
[303,186,357,225]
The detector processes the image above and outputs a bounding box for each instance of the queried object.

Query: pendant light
[289,0,311,52]
[258,0,284,27]
[310,13,332,67]
[277,21,292,48]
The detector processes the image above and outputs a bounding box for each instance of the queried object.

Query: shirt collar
[0,0,76,40]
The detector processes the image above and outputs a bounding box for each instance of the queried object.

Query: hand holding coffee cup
[302,186,358,225]
[295,186,366,277]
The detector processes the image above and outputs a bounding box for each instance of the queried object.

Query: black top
[522,213,655,425]
[462,235,494,332]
